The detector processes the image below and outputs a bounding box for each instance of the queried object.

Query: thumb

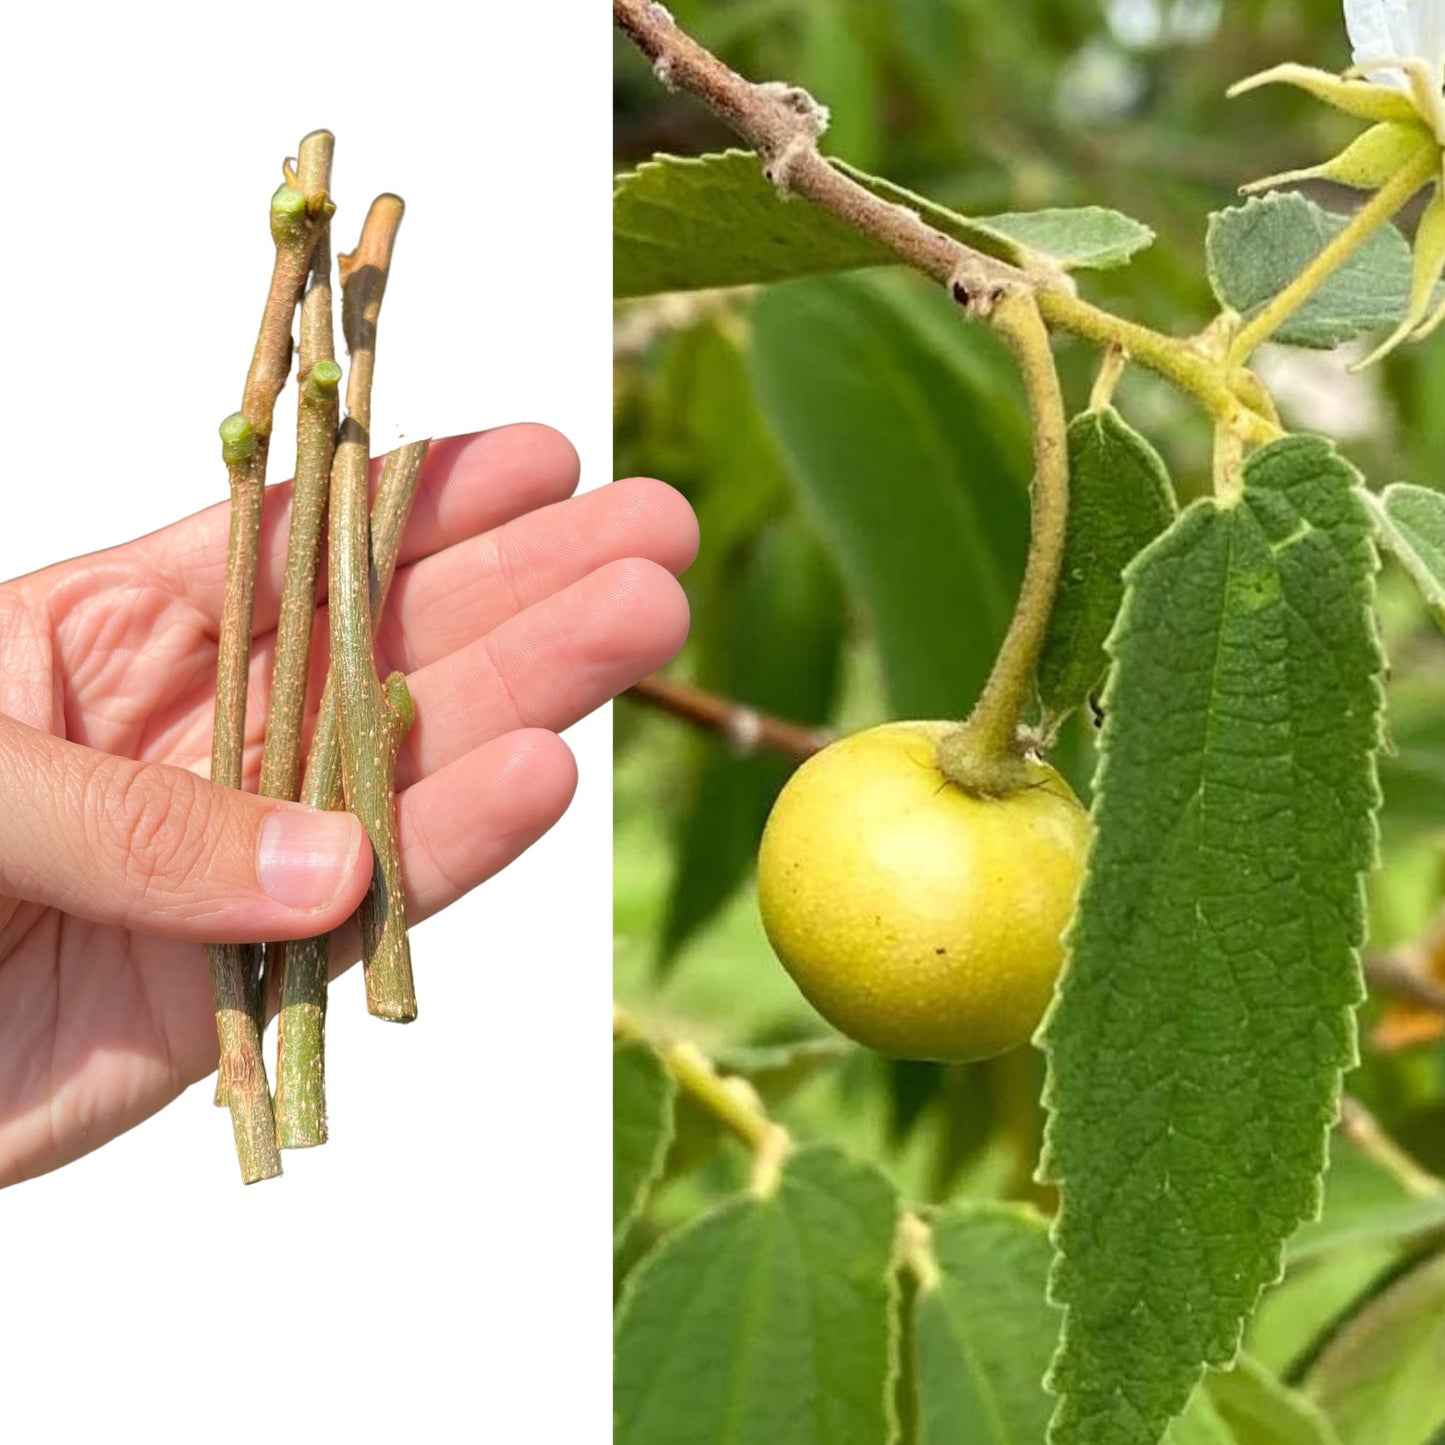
[0,714,372,942]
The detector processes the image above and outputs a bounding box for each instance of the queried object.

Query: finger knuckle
[89,760,217,905]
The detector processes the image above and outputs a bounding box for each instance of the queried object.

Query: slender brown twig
[611,0,1277,444]
[625,675,831,762]
[251,130,340,1037]
[1367,952,1445,1015]
[330,195,416,1022]
[207,144,330,1184]
[274,440,431,1147]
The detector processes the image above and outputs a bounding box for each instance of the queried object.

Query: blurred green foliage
[614,6,1445,1435]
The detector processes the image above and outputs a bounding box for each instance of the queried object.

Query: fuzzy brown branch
[206,144,331,1184]
[612,0,1278,443]
[625,674,831,763]
[613,0,1022,298]
[330,195,416,1023]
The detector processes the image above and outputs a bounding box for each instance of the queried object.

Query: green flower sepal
[1229,0,1445,364]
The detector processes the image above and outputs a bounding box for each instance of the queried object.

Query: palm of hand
[0,426,694,1186]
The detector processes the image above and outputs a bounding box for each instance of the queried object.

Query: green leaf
[834,161,1155,272]
[615,151,1154,298]
[908,1207,1311,1445]
[1207,193,1424,350]
[1289,1131,1445,1264]
[1249,1135,1433,1374]
[797,0,883,171]
[1206,1356,1342,1445]
[751,270,1030,718]
[1040,435,1383,1445]
[615,151,891,298]
[614,1146,901,1445]
[712,1037,857,1103]
[614,1040,678,1247]
[911,1203,1058,1444]
[1305,1252,1445,1445]
[1038,406,1177,723]
[1378,671,1445,843]
[1364,483,1445,627]
[1164,1392,1237,1445]
[660,517,847,966]
[1249,1247,1399,1381]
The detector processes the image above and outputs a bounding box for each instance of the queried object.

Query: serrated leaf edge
[1033,434,1384,1444]
[613,1144,906,1445]
[1360,482,1445,625]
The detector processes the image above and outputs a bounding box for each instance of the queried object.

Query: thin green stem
[273,440,429,1148]
[937,290,1069,795]
[205,144,329,1183]
[1229,146,1438,364]
[614,1005,793,1198]
[1038,290,1279,444]
[330,194,416,1022]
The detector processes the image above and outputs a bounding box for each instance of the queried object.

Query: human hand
[0,424,695,1186]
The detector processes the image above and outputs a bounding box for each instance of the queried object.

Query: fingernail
[258,808,362,910]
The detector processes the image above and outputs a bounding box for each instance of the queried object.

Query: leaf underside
[1207,192,1426,349]
[615,151,1154,298]
[1039,435,1382,1445]
[614,1146,900,1445]
[1365,481,1445,628]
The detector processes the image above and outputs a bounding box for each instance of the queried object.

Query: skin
[0,424,697,1186]
[758,721,1089,1062]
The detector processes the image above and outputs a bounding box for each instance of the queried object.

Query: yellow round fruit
[757,720,1090,1062]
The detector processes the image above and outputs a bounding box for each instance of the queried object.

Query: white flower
[1345,0,1445,116]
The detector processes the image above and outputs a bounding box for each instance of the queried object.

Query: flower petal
[1346,0,1419,88]
[1413,0,1445,76]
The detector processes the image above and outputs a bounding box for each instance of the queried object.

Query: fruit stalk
[272,440,429,1146]
[329,194,417,1022]
[937,289,1069,796]
[206,140,330,1184]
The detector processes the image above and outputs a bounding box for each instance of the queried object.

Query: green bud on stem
[301,358,343,402]
[270,184,309,243]
[218,412,256,466]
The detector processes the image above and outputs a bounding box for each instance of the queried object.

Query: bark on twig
[625,674,831,763]
[329,195,416,1022]
[273,440,431,1147]
[251,130,340,1034]
[206,142,330,1184]
[611,0,1277,443]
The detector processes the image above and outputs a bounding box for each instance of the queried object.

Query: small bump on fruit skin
[757,720,1090,1062]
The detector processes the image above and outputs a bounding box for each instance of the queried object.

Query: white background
[0,3,610,1438]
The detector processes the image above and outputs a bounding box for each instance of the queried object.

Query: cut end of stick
[218,412,256,465]
[339,194,405,284]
